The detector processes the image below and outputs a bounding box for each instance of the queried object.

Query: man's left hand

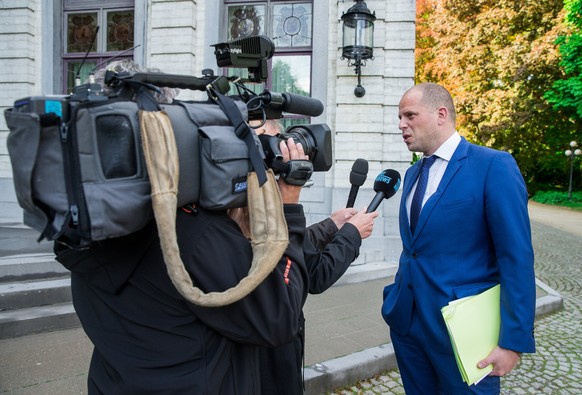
[477,346,521,376]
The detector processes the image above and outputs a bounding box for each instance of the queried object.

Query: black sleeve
[305,222,362,294]
[306,217,338,250]
[179,205,309,347]
[54,221,158,294]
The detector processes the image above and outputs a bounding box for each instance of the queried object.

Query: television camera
[5,35,332,246]
[102,35,332,179]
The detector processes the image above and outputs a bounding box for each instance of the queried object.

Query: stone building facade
[0,0,416,269]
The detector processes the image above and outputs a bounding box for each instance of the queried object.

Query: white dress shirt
[406,132,462,224]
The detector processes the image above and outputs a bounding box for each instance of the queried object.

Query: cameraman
[56,62,311,394]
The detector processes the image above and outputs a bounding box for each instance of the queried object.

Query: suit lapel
[411,138,470,241]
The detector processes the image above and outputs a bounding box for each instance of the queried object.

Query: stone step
[0,277,72,310]
[0,253,76,339]
[0,302,80,340]
[0,222,54,257]
[0,253,68,283]
[336,260,397,286]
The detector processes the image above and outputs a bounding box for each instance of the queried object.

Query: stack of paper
[441,284,500,386]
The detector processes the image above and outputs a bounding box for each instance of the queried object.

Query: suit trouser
[390,304,500,395]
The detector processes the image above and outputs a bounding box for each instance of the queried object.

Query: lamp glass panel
[342,16,373,59]
[342,22,356,49]
[355,19,374,47]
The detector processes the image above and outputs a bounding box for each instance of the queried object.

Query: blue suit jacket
[382,137,536,354]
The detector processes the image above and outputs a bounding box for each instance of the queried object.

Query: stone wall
[0,0,42,221]
[0,0,416,265]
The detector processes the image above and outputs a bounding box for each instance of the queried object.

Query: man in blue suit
[382,83,536,394]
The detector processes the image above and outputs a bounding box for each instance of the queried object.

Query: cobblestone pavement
[327,220,582,394]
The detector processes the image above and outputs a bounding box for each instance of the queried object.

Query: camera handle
[270,160,314,186]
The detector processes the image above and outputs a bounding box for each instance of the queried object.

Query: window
[63,1,135,94]
[224,1,313,126]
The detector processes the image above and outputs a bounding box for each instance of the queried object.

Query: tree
[545,0,582,122]
[544,0,582,191]
[416,0,573,190]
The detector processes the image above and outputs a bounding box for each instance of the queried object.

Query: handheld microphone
[346,158,368,208]
[366,169,402,213]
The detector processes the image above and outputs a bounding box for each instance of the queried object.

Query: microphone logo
[375,173,401,191]
[367,169,402,213]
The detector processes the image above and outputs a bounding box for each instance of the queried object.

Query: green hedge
[531,191,582,210]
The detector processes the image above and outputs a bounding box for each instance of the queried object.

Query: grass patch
[531,190,582,211]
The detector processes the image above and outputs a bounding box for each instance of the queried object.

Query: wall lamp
[341,0,376,97]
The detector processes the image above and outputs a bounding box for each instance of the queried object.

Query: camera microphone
[346,158,368,208]
[260,90,324,118]
[366,169,402,213]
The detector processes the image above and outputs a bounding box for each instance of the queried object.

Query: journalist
[253,120,380,394]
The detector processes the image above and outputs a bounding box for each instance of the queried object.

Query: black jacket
[259,218,362,395]
[56,206,308,395]
[305,219,362,294]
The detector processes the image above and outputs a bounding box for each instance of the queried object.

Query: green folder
[441,284,500,386]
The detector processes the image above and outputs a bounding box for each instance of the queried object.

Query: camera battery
[13,96,70,121]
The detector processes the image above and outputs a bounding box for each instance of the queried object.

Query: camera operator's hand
[252,120,282,136]
[346,208,379,240]
[277,137,308,204]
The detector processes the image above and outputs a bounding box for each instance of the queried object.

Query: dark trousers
[390,306,500,395]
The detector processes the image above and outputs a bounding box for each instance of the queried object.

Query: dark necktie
[410,155,437,234]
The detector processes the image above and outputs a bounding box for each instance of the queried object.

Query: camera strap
[139,109,288,307]
[209,88,268,186]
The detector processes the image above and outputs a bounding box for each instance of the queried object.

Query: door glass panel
[281,117,308,129]
[67,12,98,53]
[106,10,135,52]
[226,68,265,95]
[271,55,311,96]
[66,60,97,94]
[272,3,312,48]
[227,4,266,40]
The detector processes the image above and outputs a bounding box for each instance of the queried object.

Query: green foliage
[565,0,582,26]
[545,0,582,120]
[531,190,582,210]
[411,152,421,165]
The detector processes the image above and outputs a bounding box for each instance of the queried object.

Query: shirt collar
[432,131,461,162]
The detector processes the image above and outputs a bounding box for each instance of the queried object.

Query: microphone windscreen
[373,169,402,199]
[349,158,368,186]
[281,92,324,117]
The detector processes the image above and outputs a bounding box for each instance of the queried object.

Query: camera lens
[280,126,316,161]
